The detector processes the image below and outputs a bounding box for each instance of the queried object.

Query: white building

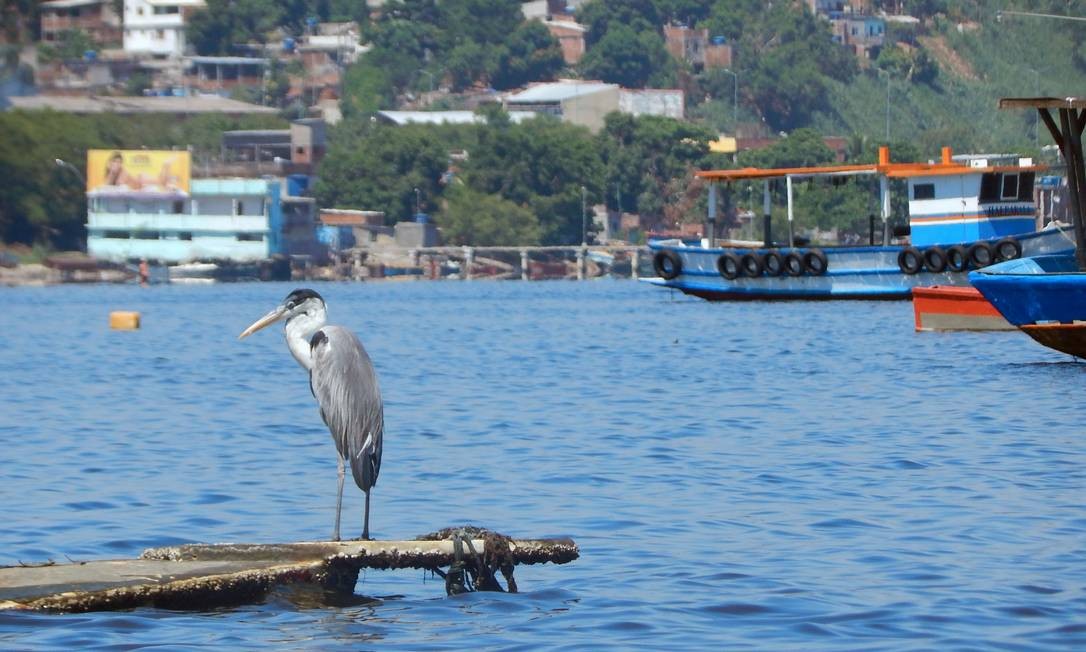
[123,0,206,58]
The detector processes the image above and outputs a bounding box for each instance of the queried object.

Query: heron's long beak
[238,305,288,340]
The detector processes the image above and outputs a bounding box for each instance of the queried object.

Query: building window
[237,233,264,241]
[913,183,935,200]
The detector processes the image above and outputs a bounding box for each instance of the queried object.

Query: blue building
[86,177,319,263]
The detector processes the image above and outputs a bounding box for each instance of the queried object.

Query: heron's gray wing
[309,326,384,491]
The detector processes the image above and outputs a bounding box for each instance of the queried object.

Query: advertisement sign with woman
[86,150,190,196]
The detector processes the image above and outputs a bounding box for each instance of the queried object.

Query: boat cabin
[894,155,1040,247]
[696,146,1046,248]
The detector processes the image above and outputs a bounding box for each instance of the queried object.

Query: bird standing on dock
[239,289,383,541]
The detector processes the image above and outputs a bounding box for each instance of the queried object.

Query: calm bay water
[1,279,1084,649]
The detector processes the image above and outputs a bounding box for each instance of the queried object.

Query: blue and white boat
[643,146,1074,300]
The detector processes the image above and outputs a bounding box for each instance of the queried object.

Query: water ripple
[0,281,1083,649]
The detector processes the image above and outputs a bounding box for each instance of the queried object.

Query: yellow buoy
[110,311,141,330]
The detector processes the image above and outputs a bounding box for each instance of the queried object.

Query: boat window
[179,232,193,241]
[1018,172,1035,201]
[133,231,160,240]
[913,183,935,200]
[237,233,264,241]
[1001,173,1019,200]
[979,173,1001,202]
[104,230,130,239]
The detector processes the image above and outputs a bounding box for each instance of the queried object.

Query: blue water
[1,280,1084,649]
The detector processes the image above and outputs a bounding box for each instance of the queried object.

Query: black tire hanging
[740,252,764,277]
[653,250,683,280]
[994,237,1022,262]
[923,246,948,273]
[946,245,969,272]
[784,251,805,276]
[716,252,742,280]
[897,246,923,275]
[763,250,784,277]
[803,249,829,275]
[968,242,995,269]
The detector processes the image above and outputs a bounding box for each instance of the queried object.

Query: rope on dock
[416,526,518,595]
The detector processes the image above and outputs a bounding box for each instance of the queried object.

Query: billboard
[86,150,191,195]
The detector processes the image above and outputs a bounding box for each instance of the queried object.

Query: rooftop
[41,0,106,9]
[505,80,617,104]
[376,110,536,125]
[7,95,278,115]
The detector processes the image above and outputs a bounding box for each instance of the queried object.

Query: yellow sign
[86,150,191,194]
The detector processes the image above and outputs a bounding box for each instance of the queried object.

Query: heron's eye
[287,301,295,310]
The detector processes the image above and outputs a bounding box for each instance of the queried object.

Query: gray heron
[239,288,383,541]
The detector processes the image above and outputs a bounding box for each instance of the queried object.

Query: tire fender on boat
[897,246,923,275]
[946,245,969,272]
[763,250,784,276]
[803,249,829,275]
[740,252,764,277]
[968,242,994,268]
[923,246,948,273]
[994,237,1022,262]
[783,251,805,276]
[716,252,742,280]
[653,250,683,280]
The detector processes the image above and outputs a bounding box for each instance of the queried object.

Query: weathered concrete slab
[0,537,579,612]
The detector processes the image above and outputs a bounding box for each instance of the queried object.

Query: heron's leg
[334,452,345,542]
[362,489,371,541]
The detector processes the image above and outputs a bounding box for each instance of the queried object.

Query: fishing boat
[966,97,1086,357]
[643,146,1074,300]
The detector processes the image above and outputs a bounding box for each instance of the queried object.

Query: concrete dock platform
[0,536,579,612]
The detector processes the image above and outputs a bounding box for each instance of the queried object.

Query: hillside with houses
[1,0,1084,258]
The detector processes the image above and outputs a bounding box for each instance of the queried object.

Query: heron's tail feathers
[350,448,380,491]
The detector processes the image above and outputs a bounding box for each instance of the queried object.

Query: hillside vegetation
[2,0,1085,250]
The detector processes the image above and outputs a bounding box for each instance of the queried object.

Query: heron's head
[238,288,326,340]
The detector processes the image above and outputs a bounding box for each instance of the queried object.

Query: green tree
[445,41,496,91]
[491,21,564,91]
[441,183,540,245]
[313,122,453,222]
[37,29,96,63]
[597,113,715,221]
[340,55,396,118]
[188,0,284,54]
[739,127,835,169]
[579,23,674,88]
[577,0,660,47]
[465,115,604,244]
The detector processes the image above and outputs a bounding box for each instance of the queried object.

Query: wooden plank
[999,96,1086,110]
[0,538,579,612]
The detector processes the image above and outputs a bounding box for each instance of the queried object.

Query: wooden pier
[0,534,579,612]
[336,245,649,281]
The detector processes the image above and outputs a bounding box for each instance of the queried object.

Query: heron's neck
[284,308,326,371]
